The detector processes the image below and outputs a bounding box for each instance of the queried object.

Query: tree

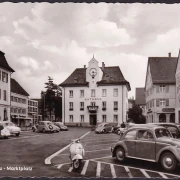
[41,77,62,121]
[127,104,146,124]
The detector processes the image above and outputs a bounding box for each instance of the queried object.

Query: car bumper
[10,131,20,135]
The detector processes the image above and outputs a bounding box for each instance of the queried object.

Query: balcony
[87,106,98,113]
[102,107,106,111]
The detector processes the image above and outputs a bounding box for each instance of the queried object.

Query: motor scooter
[69,138,85,170]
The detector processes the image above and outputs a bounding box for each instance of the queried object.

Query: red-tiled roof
[60,66,131,90]
[135,88,145,105]
[0,51,14,72]
[11,78,29,96]
[149,57,177,84]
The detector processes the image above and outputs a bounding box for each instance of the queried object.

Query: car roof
[128,124,166,131]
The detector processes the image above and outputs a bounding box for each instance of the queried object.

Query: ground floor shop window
[102,115,106,122]
[159,113,166,122]
[170,113,175,123]
[69,115,73,122]
[114,115,118,123]
[80,115,84,122]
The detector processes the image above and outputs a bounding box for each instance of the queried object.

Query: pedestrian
[121,122,125,128]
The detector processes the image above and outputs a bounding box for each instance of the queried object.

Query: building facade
[0,51,14,122]
[145,53,177,123]
[135,88,146,116]
[11,78,32,128]
[60,57,131,126]
[28,99,39,125]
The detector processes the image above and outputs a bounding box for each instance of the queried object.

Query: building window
[102,101,106,111]
[80,90,84,98]
[156,99,169,107]
[69,115,73,122]
[113,89,118,97]
[2,72,8,83]
[69,90,73,98]
[80,115,84,123]
[114,101,118,110]
[3,90,6,101]
[102,115,106,122]
[114,115,118,123]
[102,89,106,97]
[91,102,96,106]
[159,85,166,92]
[80,102,84,111]
[0,89,1,99]
[91,89,95,97]
[69,102,73,111]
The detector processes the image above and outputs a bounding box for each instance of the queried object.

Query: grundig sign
[162,108,175,112]
[85,98,102,101]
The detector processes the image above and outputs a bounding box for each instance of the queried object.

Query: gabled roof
[60,68,89,87]
[11,78,29,96]
[60,66,131,90]
[0,51,15,72]
[148,57,178,84]
[135,88,145,105]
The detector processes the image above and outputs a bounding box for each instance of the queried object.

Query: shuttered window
[156,99,159,107]
[166,99,169,106]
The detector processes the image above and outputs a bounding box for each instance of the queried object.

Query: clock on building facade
[89,68,97,79]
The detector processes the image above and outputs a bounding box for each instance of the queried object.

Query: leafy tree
[41,77,62,121]
[127,104,146,124]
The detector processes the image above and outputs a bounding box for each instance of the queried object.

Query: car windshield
[155,128,172,138]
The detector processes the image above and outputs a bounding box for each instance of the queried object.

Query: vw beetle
[111,125,180,172]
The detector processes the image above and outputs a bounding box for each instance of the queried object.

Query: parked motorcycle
[69,138,85,170]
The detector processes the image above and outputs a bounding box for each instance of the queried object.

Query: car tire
[115,147,126,162]
[16,133,20,137]
[160,152,177,172]
[102,129,106,134]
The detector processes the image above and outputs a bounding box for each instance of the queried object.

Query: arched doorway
[159,114,166,122]
[170,113,175,123]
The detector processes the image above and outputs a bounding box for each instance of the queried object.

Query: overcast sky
[1,3,180,99]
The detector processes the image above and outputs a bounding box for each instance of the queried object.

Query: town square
[1,2,180,178]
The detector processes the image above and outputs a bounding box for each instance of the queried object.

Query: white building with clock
[60,56,131,126]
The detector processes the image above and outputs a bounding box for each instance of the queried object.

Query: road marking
[110,164,116,178]
[68,166,73,172]
[58,149,111,156]
[89,156,111,161]
[124,166,133,178]
[57,164,63,169]
[81,160,89,175]
[45,131,90,165]
[159,172,168,179]
[140,169,150,178]
[96,161,101,177]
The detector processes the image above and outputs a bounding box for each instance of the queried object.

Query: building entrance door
[89,115,97,125]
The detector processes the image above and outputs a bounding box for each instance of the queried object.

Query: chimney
[102,62,105,70]
[84,65,86,68]
[168,52,171,57]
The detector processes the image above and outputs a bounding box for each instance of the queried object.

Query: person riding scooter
[69,138,85,170]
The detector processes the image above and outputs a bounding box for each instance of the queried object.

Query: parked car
[0,122,21,137]
[36,121,60,133]
[53,122,68,131]
[111,125,180,172]
[95,123,113,133]
[0,124,11,139]
[112,123,121,133]
[148,123,180,139]
[116,123,135,135]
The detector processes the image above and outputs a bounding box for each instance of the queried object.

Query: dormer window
[74,78,78,83]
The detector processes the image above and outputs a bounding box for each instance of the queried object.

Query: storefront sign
[85,98,102,101]
[162,108,175,112]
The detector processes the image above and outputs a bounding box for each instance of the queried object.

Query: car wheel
[102,129,106,134]
[16,133,20,137]
[117,130,120,135]
[115,147,126,162]
[42,128,46,133]
[160,152,177,172]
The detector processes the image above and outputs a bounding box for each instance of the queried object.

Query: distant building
[28,99,39,125]
[135,88,146,116]
[60,56,131,126]
[0,51,14,121]
[145,53,177,123]
[11,78,32,128]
